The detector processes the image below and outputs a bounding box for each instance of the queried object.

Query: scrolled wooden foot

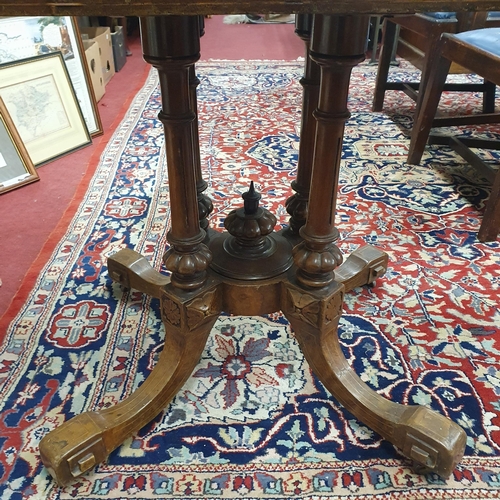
[39,291,220,486]
[334,244,388,292]
[107,248,170,298]
[39,412,109,487]
[395,405,466,478]
[283,281,465,478]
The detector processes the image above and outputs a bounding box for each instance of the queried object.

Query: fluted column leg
[189,18,214,234]
[293,15,369,288]
[141,16,211,290]
[285,14,320,239]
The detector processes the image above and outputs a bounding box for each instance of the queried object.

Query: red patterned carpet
[1,60,499,499]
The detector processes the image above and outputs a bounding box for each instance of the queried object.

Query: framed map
[0,16,103,136]
[0,97,39,194]
[0,52,91,166]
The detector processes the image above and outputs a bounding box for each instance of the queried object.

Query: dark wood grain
[4,0,500,17]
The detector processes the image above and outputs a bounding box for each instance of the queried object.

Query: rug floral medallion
[1,60,499,499]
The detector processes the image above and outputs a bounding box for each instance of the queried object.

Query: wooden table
[5,0,499,487]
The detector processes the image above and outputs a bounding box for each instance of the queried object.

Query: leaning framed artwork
[0,52,92,166]
[0,16,103,136]
[0,97,39,194]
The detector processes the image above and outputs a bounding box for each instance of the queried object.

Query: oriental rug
[1,60,500,500]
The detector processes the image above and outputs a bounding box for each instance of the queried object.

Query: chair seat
[423,11,500,20]
[423,12,457,20]
[455,27,500,55]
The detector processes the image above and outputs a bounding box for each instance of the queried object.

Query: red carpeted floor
[0,16,303,320]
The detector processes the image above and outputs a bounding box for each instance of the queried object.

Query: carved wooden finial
[224,181,275,245]
[242,181,261,215]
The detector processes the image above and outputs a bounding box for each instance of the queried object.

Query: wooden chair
[407,28,500,242]
[372,12,500,118]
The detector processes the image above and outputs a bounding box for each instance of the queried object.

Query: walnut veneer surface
[3,0,500,16]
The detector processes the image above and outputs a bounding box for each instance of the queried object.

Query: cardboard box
[80,27,115,85]
[111,25,127,72]
[82,39,105,102]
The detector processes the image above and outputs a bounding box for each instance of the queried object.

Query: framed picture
[0,52,92,166]
[0,16,103,136]
[0,97,39,194]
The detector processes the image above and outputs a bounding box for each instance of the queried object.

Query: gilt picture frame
[0,52,92,166]
[0,16,103,137]
[0,97,39,194]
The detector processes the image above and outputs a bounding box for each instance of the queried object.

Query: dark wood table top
[3,0,500,17]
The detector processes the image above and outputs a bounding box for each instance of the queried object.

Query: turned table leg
[284,14,387,290]
[288,14,466,476]
[293,15,369,289]
[284,14,320,241]
[190,18,214,235]
[190,64,214,236]
[141,15,212,291]
[39,16,218,486]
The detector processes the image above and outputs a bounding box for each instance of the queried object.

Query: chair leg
[412,33,447,119]
[478,167,500,242]
[368,16,382,64]
[407,55,452,165]
[483,80,497,114]
[372,18,397,111]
